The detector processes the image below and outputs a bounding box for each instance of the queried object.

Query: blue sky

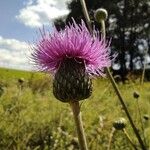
[0,0,37,41]
[0,0,70,70]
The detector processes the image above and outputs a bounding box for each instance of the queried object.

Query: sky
[0,0,70,70]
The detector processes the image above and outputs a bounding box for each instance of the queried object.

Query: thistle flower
[32,19,111,102]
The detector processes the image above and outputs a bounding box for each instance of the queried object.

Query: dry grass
[0,68,149,149]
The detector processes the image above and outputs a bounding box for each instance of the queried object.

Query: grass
[0,68,32,79]
[0,67,150,150]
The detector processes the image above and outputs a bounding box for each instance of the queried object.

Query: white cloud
[0,36,33,70]
[16,0,70,28]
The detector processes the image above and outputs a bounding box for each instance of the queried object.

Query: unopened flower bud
[53,58,92,102]
[113,118,127,130]
[143,114,149,121]
[94,8,108,22]
[133,91,140,99]
[18,78,25,84]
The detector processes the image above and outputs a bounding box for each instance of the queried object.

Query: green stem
[79,0,92,33]
[123,129,138,150]
[17,85,22,150]
[136,100,147,145]
[141,59,146,84]
[100,20,106,39]
[105,68,146,150]
[70,101,88,150]
[79,0,146,149]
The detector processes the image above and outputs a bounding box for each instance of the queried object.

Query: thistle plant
[108,118,127,150]
[32,19,111,149]
[79,0,146,149]
[108,118,138,150]
[16,78,24,150]
[18,78,25,90]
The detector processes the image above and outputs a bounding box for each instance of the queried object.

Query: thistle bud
[113,118,127,130]
[133,91,140,99]
[53,58,92,102]
[18,78,25,84]
[143,114,149,121]
[94,8,108,22]
[18,77,25,89]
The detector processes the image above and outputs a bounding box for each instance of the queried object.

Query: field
[0,67,150,150]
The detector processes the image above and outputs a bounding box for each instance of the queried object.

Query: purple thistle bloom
[32,19,111,76]
[32,19,111,102]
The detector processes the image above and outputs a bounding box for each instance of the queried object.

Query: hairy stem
[70,101,88,150]
[79,0,146,149]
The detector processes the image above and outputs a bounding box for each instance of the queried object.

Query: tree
[54,0,150,82]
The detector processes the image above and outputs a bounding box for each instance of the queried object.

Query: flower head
[32,19,111,76]
[32,19,111,102]
[113,118,127,130]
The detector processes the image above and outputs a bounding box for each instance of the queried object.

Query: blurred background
[0,0,149,82]
[0,0,150,149]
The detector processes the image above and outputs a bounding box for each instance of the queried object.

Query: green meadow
[0,67,150,150]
